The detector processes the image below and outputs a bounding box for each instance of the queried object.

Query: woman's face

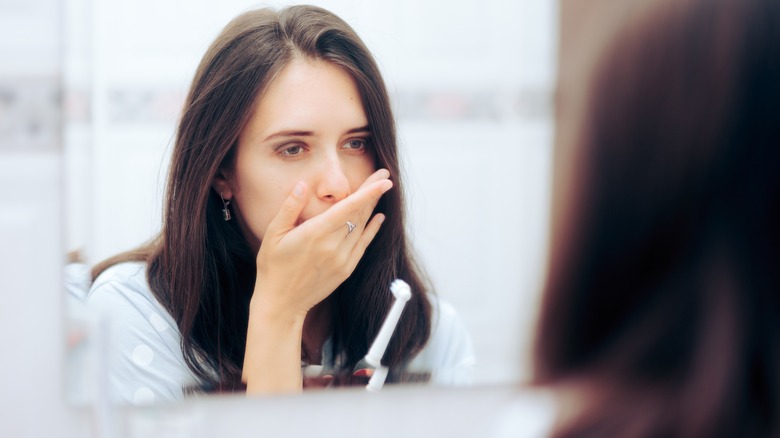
[219,59,377,253]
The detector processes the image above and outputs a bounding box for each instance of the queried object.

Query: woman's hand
[252,168,392,318]
[242,168,392,394]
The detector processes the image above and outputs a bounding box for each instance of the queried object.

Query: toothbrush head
[390,279,412,302]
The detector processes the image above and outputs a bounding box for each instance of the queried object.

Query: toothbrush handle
[366,366,389,392]
[364,298,407,367]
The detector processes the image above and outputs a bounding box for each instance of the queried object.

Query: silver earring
[220,192,232,221]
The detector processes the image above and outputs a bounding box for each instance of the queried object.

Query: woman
[85,5,474,403]
[534,0,780,436]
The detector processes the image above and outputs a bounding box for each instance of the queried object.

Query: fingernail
[353,368,374,378]
[294,181,305,197]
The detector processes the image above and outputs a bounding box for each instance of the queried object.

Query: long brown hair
[94,5,431,391]
[535,0,780,435]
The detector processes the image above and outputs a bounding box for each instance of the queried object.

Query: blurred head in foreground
[534,0,780,436]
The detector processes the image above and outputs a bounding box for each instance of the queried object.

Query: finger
[347,213,385,267]
[357,168,391,191]
[334,179,392,231]
[264,181,308,240]
[350,368,373,386]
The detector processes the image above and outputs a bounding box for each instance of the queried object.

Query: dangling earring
[220,192,232,221]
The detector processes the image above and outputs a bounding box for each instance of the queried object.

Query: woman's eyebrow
[345,125,371,135]
[263,125,370,142]
[263,130,314,141]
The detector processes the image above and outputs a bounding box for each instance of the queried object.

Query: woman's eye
[344,139,367,150]
[280,145,304,156]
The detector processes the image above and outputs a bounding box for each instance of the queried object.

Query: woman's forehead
[242,59,368,141]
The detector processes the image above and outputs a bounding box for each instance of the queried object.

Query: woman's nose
[314,156,350,203]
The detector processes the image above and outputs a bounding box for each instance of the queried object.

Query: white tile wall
[0,1,89,436]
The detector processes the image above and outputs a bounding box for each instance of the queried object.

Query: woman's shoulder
[88,261,151,300]
[427,294,470,340]
[408,293,476,385]
[82,262,194,404]
[85,261,167,320]
[91,261,147,290]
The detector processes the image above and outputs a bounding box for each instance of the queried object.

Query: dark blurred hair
[535,0,780,435]
[94,5,431,391]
